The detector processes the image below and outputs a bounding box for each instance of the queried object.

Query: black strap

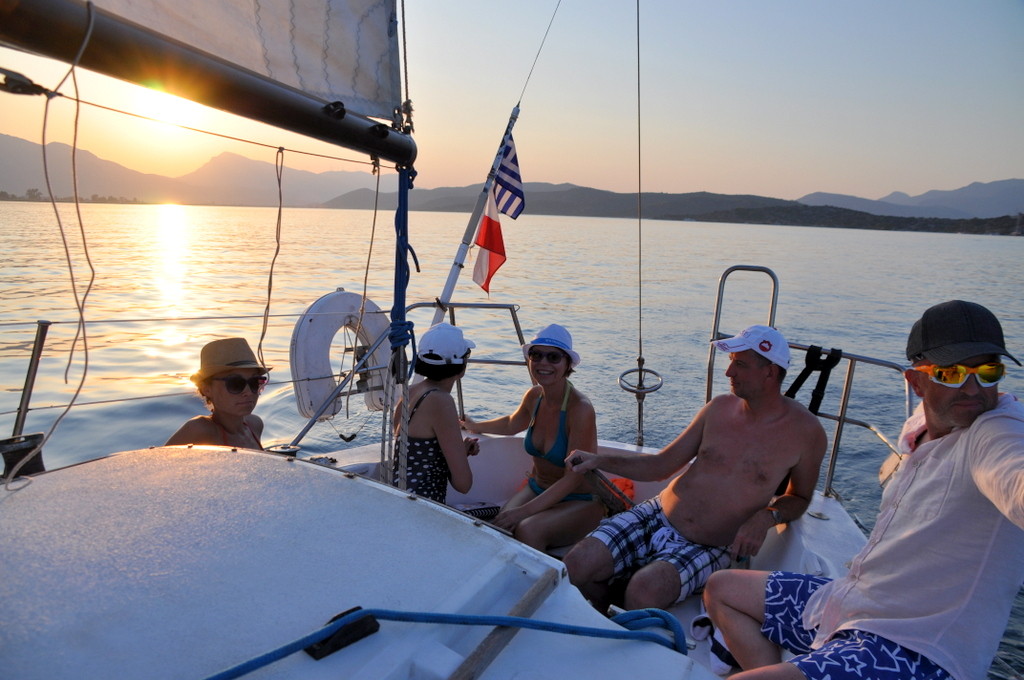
[407,388,440,421]
[807,348,842,414]
[784,345,842,415]
[776,346,842,496]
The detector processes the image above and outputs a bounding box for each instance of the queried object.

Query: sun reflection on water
[155,203,190,349]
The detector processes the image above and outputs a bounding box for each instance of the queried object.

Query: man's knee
[563,536,611,585]
[704,569,732,601]
[624,561,680,610]
[705,569,770,622]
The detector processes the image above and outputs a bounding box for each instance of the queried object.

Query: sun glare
[131,85,210,129]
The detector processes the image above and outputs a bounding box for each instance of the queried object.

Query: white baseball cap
[417,323,475,365]
[712,324,790,370]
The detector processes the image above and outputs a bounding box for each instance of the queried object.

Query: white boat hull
[1,446,718,679]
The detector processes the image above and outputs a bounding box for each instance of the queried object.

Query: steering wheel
[617,367,664,395]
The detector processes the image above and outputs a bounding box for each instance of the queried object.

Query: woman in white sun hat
[462,323,604,552]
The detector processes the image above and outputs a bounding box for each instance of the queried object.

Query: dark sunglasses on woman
[213,375,269,394]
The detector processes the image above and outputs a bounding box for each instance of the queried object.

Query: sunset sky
[1,0,1021,201]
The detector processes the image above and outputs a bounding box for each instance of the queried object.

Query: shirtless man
[563,325,826,612]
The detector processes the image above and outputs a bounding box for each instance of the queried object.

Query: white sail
[91,0,403,120]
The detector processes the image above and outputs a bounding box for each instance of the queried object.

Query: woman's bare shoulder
[166,415,218,446]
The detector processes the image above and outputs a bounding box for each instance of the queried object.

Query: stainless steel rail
[705,266,914,497]
[13,320,51,437]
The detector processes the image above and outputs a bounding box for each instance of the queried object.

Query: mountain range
[0,134,390,207]
[1,134,1021,230]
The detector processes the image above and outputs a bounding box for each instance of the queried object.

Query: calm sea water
[1,201,1022,676]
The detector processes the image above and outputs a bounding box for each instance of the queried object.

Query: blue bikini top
[524,382,572,467]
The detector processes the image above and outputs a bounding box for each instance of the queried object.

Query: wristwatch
[768,508,784,525]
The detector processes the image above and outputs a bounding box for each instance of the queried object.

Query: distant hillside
[799,179,1024,219]
[325,183,796,218]
[1,133,1020,235]
[880,179,1024,218]
[687,204,1020,235]
[0,134,386,206]
[0,133,194,203]
[323,183,1018,233]
[175,153,394,206]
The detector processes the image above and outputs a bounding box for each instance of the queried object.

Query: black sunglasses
[213,375,268,394]
[528,349,566,364]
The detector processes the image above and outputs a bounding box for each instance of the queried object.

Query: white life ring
[290,289,393,417]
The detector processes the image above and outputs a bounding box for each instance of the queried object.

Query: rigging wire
[516,0,563,106]
[632,0,647,446]
[635,0,644,364]
[615,0,663,447]
[5,1,97,488]
[256,148,286,369]
[398,0,413,133]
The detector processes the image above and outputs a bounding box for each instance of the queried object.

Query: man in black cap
[703,300,1024,680]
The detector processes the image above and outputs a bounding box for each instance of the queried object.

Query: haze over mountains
[1,134,1021,222]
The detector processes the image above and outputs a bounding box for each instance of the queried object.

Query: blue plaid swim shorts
[589,497,730,603]
[762,571,951,680]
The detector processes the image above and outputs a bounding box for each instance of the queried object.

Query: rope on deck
[203,605,687,680]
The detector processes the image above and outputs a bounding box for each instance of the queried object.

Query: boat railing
[3,313,391,439]
[405,300,528,421]
[706,265,915,497]
[5,301,528,444]
[786,344,910,497]
[8,290,912,497]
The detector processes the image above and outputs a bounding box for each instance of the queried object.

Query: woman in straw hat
[166,338,271,450]
[462,324,604,552]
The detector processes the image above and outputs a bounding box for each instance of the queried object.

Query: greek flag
[492,135,525,219]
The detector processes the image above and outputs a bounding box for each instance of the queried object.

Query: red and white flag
[472,189,506,293]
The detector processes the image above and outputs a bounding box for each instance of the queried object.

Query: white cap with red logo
[712,324,790,370]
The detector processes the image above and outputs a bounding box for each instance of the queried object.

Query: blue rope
[204,606,687,680]
[390,167,417,352]
[389,167,418,379]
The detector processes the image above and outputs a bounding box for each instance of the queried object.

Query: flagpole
[429,106,520,327]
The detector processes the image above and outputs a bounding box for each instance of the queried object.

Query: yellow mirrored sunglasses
[910,362,1005,388]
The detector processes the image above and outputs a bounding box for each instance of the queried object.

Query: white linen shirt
[803,393,1024,680]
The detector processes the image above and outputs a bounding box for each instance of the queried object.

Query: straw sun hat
[190,338,271,383]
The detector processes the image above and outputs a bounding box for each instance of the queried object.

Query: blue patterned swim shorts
[762,571,951,680]
[589,497,730,603]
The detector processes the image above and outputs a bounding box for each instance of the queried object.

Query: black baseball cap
[906,300,1020,366]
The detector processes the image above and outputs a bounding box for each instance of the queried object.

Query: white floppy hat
[417,323,475,365]
[522,323,581,367]
[712,324,790,370]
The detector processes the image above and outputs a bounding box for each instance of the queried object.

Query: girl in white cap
[393,323,480,504]
[462,324,604,552]
[166,337,270,449]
